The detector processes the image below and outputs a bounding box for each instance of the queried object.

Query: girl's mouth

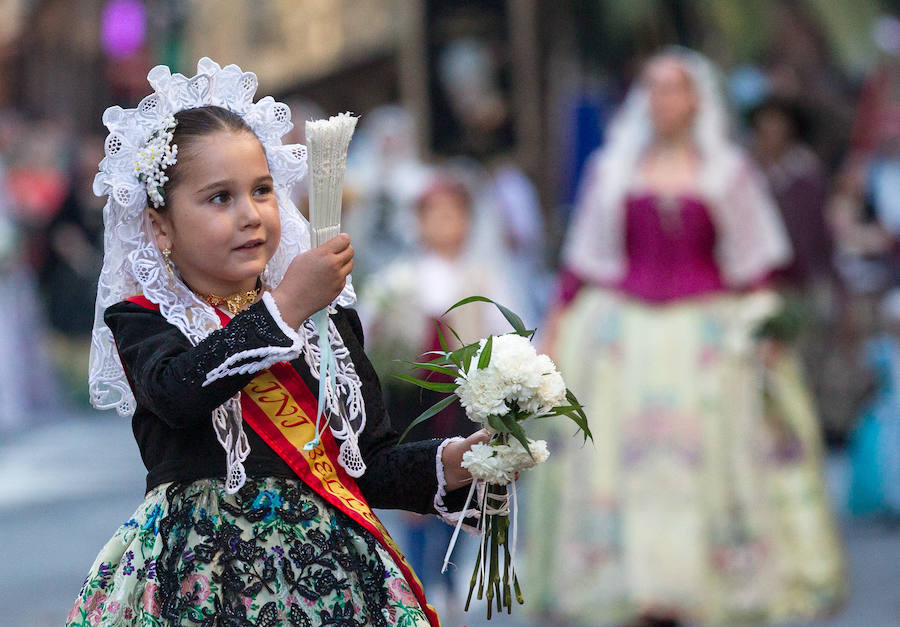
[236,239,264,250]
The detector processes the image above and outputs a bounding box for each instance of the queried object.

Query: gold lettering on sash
[243,370,377,523]
[249,382,280,394]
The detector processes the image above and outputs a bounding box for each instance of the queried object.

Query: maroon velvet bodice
[617,193,725,302]
[560,194,728,305]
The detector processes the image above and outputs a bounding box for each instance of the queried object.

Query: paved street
[1,411,898,626]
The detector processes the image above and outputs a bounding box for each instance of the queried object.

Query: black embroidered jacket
[105,299,468,515]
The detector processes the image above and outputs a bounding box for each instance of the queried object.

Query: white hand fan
[305,112,359,247]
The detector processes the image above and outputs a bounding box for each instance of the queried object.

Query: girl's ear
[148,208,173,251]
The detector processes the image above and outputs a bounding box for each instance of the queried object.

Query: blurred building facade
[3,1,887,207]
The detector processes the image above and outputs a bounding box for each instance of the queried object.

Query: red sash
[125,295,440,626]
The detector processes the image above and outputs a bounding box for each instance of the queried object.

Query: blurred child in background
[360,171,515,617]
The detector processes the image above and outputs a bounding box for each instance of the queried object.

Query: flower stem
[465,538,482,611]
[502,516,512,613]
[490,500,501,615]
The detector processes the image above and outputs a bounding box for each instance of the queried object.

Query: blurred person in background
[747,97,851,442]
[761,1,856,172]
[825,14,900,439]
[749,97,831,291]
[831,14,900,317]
[485,158,550,325]
[822,159,894,441]
[847,287,900,521]
[841,12,900,527]
[344,105,430,285]
[38,132,105,405]
[359,171,516,618]
[528,48,844,626]
[0,110,60,428]
[5,117,71,236]
[435,36,514,160]
[848,13,900,161]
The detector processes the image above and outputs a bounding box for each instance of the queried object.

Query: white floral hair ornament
[134,115,178,208]
[90,58,364,493]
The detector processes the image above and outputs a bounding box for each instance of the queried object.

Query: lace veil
[89,58,365,492]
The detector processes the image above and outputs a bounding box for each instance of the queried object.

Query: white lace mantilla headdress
[90,57,366,492]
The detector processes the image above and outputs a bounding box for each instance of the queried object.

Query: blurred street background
[1,0,900,625]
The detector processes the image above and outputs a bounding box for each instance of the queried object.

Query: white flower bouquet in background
[398,297,591,619]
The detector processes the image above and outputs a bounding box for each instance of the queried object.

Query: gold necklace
[201,280,262,315]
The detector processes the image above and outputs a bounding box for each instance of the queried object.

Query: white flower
[462,443,513,484]
[527,439,550,463]
[455,334,572,423]
[462,438,551,485]
[515,354,566,415]
[497,438,551,470]
[455,363,511,423]
[536,366,567,409]
[488,334,543,390]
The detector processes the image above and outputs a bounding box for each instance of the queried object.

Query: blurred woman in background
[528,48,844,626]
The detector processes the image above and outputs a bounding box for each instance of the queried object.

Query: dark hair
[748,97,810,143]
[154,105,257,211]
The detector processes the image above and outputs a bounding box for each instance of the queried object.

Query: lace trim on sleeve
[435,437,482,530]
[202,292,303,386]
[299,313,367,477]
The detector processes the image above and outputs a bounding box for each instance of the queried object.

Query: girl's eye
[209,191,230,205]
[254,185,273,197]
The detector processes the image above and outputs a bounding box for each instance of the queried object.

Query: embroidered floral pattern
[66,477,429,626]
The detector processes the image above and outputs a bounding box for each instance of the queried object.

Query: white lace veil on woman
[89,58,365,494]
[563,46,792,287]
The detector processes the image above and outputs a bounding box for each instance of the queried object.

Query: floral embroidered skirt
[524,289,846,626]
[66,476,431,627]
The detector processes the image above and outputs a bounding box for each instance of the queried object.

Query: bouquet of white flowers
[398,297,591,619]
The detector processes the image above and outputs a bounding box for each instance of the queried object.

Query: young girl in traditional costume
[66,58,484,627]
[528,48,845,626]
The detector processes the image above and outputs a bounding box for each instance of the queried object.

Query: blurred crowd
[3,3,900,625]
[0,111,106,419]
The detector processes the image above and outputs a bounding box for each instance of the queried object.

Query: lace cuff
[203,292,304,386]
[434,437,482,531]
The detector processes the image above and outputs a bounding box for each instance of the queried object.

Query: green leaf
[544,404,585,414]
[449,342,481,371]
[391,373,431,387]
[488,415,509,433]
[478,335,493,370]
[566,389,589,422]
[567,412,592,439]
[500,414,533,459]
[435,321,450,353]
[399,360,459,378]
[393,374,458,393]
[398,394,459,442]
[447,323,465,348]
[444,296,529,337]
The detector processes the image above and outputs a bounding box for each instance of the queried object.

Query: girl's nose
[238,195,263,227]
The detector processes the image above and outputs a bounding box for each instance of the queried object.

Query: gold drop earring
[162,248,174,275]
